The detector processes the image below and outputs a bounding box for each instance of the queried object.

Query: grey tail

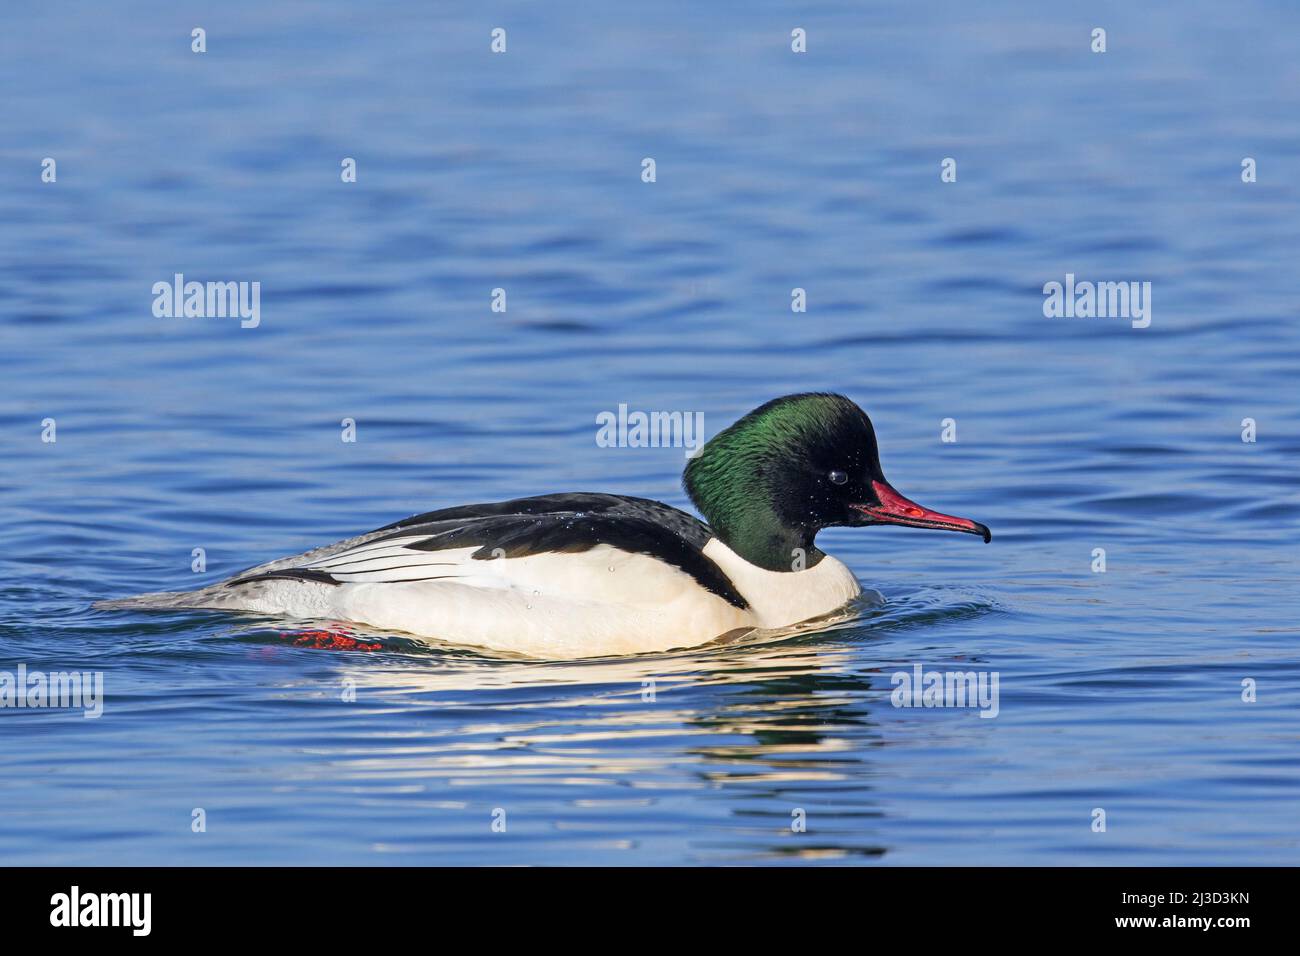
[93,586,227,611]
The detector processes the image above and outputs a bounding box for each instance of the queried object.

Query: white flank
[107,535,862,659]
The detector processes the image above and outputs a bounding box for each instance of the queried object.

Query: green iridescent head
[684,393,989,571]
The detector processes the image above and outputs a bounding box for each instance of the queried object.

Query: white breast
[701,538,862,629]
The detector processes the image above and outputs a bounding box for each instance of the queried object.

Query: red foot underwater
[277,628,385,652]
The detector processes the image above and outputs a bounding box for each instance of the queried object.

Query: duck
[102,393,990,658]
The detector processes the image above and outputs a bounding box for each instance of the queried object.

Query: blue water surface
[1,1,1298,865]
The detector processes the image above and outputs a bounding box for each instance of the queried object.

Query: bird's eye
[828,470,848,485]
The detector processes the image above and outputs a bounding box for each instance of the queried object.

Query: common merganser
[101,394,990,658]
